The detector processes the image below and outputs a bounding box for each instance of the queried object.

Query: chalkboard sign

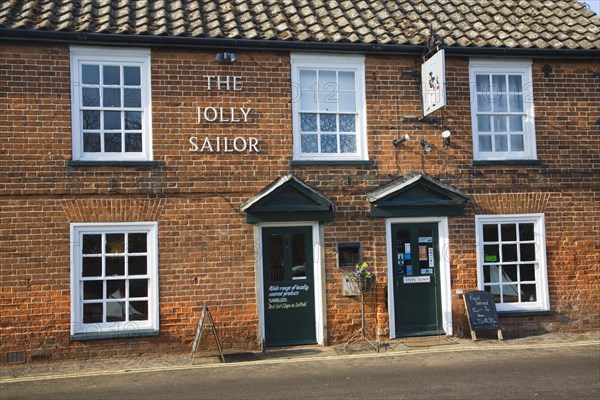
[463,290,503,341]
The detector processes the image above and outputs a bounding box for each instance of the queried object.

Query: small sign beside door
[403,276,431,284]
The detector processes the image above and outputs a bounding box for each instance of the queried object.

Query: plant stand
[344,277,379,353]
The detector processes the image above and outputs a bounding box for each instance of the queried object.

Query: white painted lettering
[233,137,247,152]
[200,137,214,152]
[230,107,240,122]
[204,107,218,122]
[219,107,229,122]
[189,136,198,151]
[223,137,234,152]
[241,107,251,122]
[205,75,215,91]
[248,137,259,153]
[233,76,242,91]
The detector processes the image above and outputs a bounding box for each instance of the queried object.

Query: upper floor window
[469,60,536,161]
[70,47,152,161]
[291,54,367,161]
[475,214,549,313]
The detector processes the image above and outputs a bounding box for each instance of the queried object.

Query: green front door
[392,223,444,337]
[262,226,316,347]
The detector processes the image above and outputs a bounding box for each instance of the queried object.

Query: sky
[581,0,600,16]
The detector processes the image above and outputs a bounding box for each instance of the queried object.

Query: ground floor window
[475,214,549,312]
[70,222,158,337]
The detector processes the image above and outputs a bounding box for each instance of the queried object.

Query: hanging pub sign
[421,49,446,116]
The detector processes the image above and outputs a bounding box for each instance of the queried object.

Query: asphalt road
[2,344,599,399]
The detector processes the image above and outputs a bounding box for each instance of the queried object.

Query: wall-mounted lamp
[215,52,237,63]
[392,134,410,147]
[441,130,451,148]
[420,139,432,153]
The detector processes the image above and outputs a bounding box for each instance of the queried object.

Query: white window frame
[70,222,159,336]
[475,214,549,312]
[70,46,152,161]
[291,53,368,161]
[469,60,536,161]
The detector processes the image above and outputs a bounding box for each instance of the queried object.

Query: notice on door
[403,276,431,284]
[267,284,309,309]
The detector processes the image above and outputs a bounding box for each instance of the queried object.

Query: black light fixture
[441,130,451,148]
[392,134,410,147]
[215,52,237,63]
[420,139,432,153]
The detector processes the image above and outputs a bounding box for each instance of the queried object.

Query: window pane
[338,71,355,90]
[107,280,125,298]
[477,94,492,112]
[320,114,336,132]
[501,224,517,241]
[483,244,500,262]
[269,234,284,281]
[301,134,318,153]
[502,244,518,262]
[106,234,125,253]
[319,70,336,90]
[125,133,142,152]
[494,115,508,131]
[495,135,508,151]
[83,303,103,323]
[477,115,491,132]
[340,134,356,153]
[124,66,141,85]
[484,285,501,303]
[338,92,356,112]
[522,284,536,302]
[82,257,102,277]
[519,223,535,241]
[124,88,141,108]
[125,111,142,130]
[339,114,356,132]
[509,116,523,132]
[103,88,121,107]
[83,132,101,152]
[487,265,500,283]
[103,65,120,85]
[106,256,125,276]
[479,135,492,152]
[82,88,100,107]
[83,111,100,130]
[508,75,522,92]
[493,93,508,112]
[83,234,102,254]
[106,302,125,322]
[300,113,317,132]
[503,264,518,283]
[129,233,147,253]
[509,94,524,112]
[321,134,337,153]
[299,70,316,90]
[129,279,148,298]
[82,64,100,84]
[128,256,147,275]
[483,224,498,242]
[503,285,519,302]
[520,243,536,261]
[300,90,317,111]
[492,75,506,92]
[105,132,122,152]
[291,233,306,280]
[476,75,489,92]
[521,264,536,281]
[104,111,121,130]
[129,301,148,321]
[510,135,524,151]
[84,281,103,300]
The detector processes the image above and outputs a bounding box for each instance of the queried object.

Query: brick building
[1,1,599,362]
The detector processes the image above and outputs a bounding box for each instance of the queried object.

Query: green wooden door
[262,226,316,347]
[392,223,444,337]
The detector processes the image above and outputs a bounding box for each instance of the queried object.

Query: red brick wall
[1,41,598,362]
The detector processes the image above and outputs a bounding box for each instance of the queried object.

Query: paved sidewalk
[2,331,598,382]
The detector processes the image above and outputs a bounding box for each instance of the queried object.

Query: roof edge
[2,29,599,59]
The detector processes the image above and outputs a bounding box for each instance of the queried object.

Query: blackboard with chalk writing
[464,290,500,331]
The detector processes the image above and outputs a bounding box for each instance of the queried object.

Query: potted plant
[351,262,376,292]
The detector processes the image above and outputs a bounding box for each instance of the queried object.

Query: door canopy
[241,174,334,223]
[367,173,468,217]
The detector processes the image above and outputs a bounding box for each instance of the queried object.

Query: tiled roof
[1,0,599,50]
